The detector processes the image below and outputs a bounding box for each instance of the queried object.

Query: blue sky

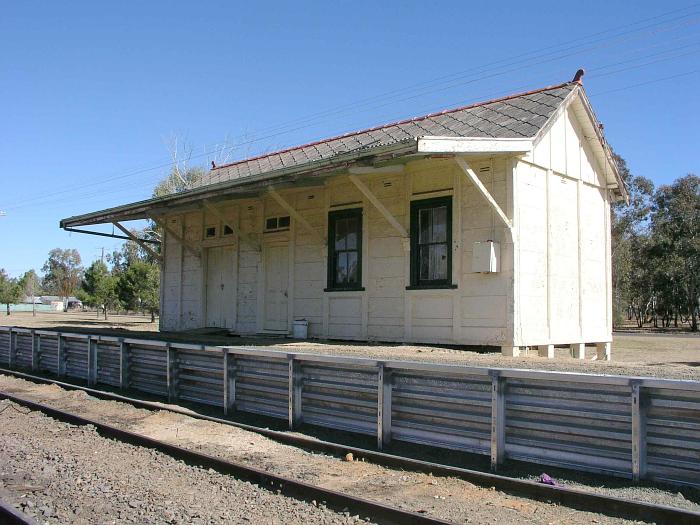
[1,1,699,277]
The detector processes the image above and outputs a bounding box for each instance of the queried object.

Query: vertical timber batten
[490,371,505,470]
[8,328,16,368]
[31,331,39,372]
[223,350,236,415]
[288,355,302,429]
[119,339,130,390]
[166,343,178,402]
[57,333,66,378]
[377,363,393,450]
[631,380,647,481]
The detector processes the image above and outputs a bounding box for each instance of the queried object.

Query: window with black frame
[326,208,363,291]
[409,196,453,288]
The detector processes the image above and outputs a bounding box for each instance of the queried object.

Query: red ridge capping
[212,81,575,171]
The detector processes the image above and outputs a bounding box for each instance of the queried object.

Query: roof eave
[60,140,418,228]
[574,89,628,202]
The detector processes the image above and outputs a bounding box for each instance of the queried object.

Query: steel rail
[0,390,452,525]
[2,368,700,525]
[0,499,40,525]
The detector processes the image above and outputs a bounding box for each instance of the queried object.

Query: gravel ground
[1,375,686,525]
[0,399,372,525]
[4,311,700,380]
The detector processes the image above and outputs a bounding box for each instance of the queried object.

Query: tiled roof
[205,82,577,186]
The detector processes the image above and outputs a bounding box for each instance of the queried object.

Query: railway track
[0,390,450,525]
[0,498,39,525]
[2,368,700,525]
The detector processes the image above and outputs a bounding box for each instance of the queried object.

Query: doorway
[205,245,236,328]
[263,244,289,332]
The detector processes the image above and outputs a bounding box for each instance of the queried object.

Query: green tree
[42,248,83,311]
[610,154,654,326]
[647,174,700,331]
[108,228,160,272]
[0,269,22,316]
[117,260,160,322]
[18,269,42,317]
[81,260,120,320]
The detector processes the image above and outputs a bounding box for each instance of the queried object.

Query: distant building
[39,296,83,310]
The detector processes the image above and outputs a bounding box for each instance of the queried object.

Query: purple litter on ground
[539,473,556,485]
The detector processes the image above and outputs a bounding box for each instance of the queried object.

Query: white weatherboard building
[62,75,626,358]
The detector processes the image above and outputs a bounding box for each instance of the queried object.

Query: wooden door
[263,244,289,332]
[206,245,236,328]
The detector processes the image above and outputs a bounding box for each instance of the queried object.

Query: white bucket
[292,319,308,339]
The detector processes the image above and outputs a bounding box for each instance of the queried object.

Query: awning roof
[60,140,418,228]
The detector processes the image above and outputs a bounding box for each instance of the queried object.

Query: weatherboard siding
[159,155,514,345]
[159,139,610,349]
[516,104,612,347]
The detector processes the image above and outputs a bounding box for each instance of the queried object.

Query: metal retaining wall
[234,354,289,419]
[63,335,89,380]
[300,360,379,436]
[0,325,698,488]
[391,368,492,454]
[0,329,9,364]
[504,375,634,475]
[645,383,700,485]
[176,346,224,407]
[14,330,33,369]
[127,340,168,396]
[95,339,121,388]
[37,332,59,374]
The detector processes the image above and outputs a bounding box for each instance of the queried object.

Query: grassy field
[2,310,699,380]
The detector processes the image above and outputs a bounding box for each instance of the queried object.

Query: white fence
[0,326,698,487]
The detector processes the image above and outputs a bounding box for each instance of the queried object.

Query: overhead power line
[3,4,700,212]
[8,52,700,216]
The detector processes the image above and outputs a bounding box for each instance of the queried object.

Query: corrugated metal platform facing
[176,347,224,407]
[301,361,379,436]
[234,354,289,419]
[206,83,575,185]
[95,339,121,387]
[645,385,700,485]
[1,326,698,489]
[37,333,59,374]
[391,369,492,454]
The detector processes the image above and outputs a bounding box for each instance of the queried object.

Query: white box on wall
[472,241,500,273]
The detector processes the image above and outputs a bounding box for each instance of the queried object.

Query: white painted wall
[517,97,612,346]
[159,104,611,349]
[160,155,515,346]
